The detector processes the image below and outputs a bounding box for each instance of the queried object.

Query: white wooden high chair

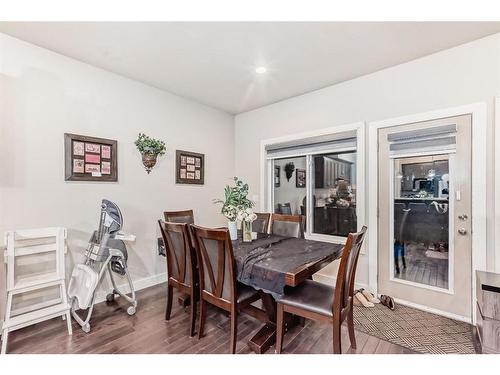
[1,227,72,354]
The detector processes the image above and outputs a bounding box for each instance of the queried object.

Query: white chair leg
[65,312,73,335]
[1,330,8,355]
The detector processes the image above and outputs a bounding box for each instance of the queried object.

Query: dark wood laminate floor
[4,284,415,354]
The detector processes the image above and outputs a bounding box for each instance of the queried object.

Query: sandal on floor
[380,295,395,310]
[361,289,380,304]
[354,290,375,308]
[353,293,363,306]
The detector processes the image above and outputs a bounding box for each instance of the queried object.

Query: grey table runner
[233,234,343,296]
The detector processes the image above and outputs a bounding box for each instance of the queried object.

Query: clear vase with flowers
[237,208,257,242]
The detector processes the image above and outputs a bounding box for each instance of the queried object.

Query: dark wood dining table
[232,233,344,353]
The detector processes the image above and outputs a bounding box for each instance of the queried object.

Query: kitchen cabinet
[314,156,352,188]
[312,206,357,236]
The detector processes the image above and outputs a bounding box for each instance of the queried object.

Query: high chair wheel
[127,306,136,316]
[106,293,115,302]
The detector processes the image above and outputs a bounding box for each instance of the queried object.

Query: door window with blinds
[265,130,360,240]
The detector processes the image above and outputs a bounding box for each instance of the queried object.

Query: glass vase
[243,221,252,242]
[228,221,238,240]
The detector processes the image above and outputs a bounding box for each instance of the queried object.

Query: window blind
[387,124,456,155]
[265,130,357,159]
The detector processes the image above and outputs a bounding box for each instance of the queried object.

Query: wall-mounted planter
[134,133,166,174]
[284,162,295,181]
[141,153,159,174]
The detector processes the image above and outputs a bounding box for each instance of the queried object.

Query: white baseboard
[94,272,167,305]
[313,272,369,291]
[393,297,472,324]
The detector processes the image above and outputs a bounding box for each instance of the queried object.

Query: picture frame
[64,133,118,182]
[274,165,281,187]
[176,150,204,185]
[296,168,306,188]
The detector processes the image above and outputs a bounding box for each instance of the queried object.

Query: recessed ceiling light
[255,66,267,74]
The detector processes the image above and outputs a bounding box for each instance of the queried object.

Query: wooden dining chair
[163,209,196,250]
[252,212,271,234]
[270,213,305,239]
[277,203,292,215]
[191,225,261,353]
[163,209,195,224]
[158,220,198,336]
[275,226,367,354]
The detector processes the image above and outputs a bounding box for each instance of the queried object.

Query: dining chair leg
[275,303,284,354]
[347,304,356,349]
[229,308,237,354]
[165,284,173,321]
[189,289,197,337]
[198,298,206,339]
[333,320,342,354]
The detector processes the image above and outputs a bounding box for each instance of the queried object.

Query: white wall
[273,157,307,215]
[235,33,500,287]
[0,34,235,320]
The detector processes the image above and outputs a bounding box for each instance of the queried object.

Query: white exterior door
[377,114,472,321]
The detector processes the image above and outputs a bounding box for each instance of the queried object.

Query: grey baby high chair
[68,199,137,333]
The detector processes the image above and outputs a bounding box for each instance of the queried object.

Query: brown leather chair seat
[236,283,260,304]
[277,280,334,317]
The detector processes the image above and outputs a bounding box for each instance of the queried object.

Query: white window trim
[259,121,366,247]
[367,102,487,325]
[495,97,500,273]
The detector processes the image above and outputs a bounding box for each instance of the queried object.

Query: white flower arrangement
[214,177,255,222]
[221,204,240,222]
[237,208,257,223]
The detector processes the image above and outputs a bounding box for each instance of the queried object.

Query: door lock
[458,228,467,235]
[458,214,468,221]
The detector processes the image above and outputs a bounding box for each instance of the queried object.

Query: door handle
[458,228,467,235]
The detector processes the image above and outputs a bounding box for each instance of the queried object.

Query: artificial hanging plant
[284,162,295,181]
[134,133,166,174]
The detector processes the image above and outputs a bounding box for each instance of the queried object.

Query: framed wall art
[274,165,281,187]
[176,150,204,185]
[296,168,306,188]
[64,133,118,182]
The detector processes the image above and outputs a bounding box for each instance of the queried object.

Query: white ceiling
[1,22,500,114]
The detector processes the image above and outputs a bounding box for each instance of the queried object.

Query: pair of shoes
[353,289,380,307]
[380,295,395,310]
[359,288,380,303]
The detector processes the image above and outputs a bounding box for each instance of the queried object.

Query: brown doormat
[353,304,476,354]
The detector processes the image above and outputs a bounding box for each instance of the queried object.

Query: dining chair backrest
[158,220,196,287]
[163,209,195,224]
[191,225,236,303]
[333,226,367,315]
[252,213,271,234]
[278,203,292,215]
[270,214,305,239]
